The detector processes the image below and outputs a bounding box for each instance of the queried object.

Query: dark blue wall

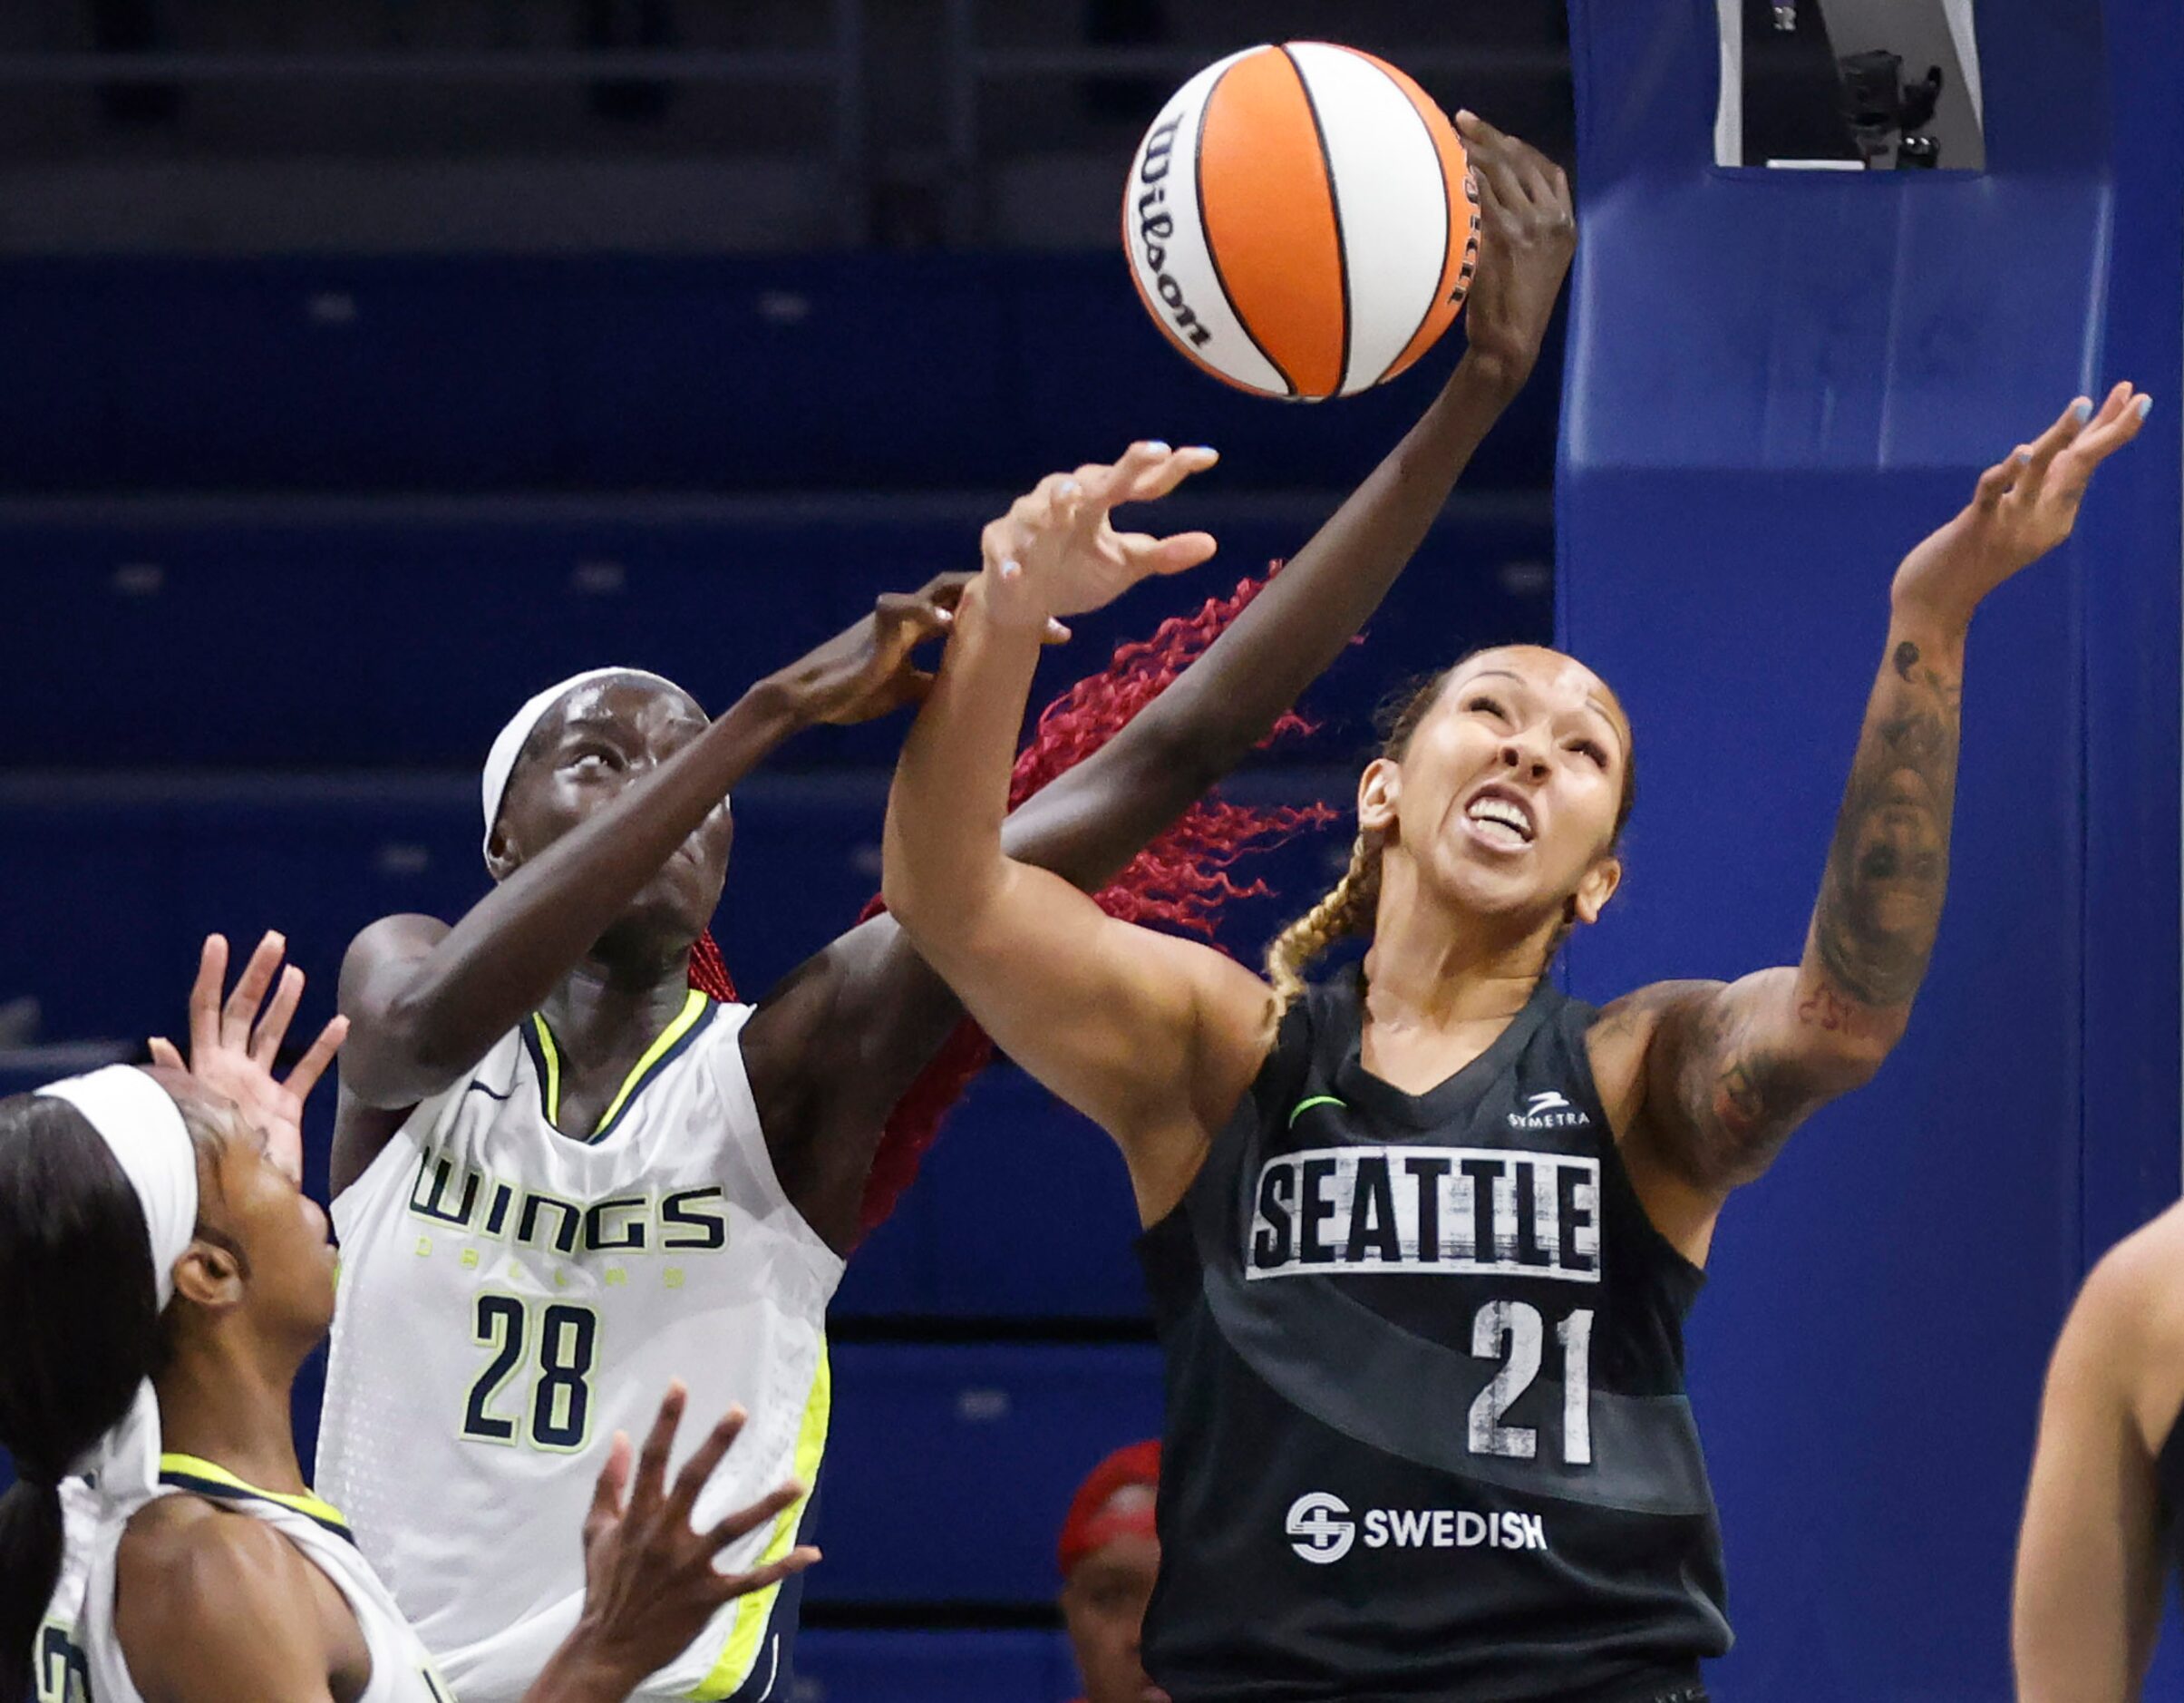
[1560,0,2180,1696]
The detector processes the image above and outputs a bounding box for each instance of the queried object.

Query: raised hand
[1894,384,2151,627]
[979,440,1220,630]
[562,1383,818,1690]
[773,573,1066,726]
[1451,111,1576,400]
[149,931,345,1183]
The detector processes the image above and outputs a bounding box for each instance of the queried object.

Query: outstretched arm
[330,581,965,1161]
[751,116,1577,1243]
[882,527,1276,1224]
[992,110,1574,887]
[1594,387,2149,1255]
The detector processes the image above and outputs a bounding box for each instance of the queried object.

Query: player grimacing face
[488,676,733,950]
[1360,647,1629,932]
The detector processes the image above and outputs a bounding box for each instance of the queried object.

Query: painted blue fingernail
[2135,394,2154,420]
[999,560,1021,579]
[2014,448,2033,463]
[2072,397,2093,423]
[1145,441,1170,455]
[1057,480,1079,498]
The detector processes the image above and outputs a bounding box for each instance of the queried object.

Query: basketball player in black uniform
[2014,1197,2184,1699]
[883,373,2150,1701]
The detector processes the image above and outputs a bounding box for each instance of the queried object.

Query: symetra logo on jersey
[1508,1090,1591,1132]
[1248,1144,1600,1281]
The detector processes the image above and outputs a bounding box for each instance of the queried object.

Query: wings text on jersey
[1248,1143,1601,1280]
[406,1145,730,1257]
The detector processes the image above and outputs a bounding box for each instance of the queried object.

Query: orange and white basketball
[1122,43,1480,401]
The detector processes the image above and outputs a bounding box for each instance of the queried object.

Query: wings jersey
[317,995,841,1703]
[1138,972,1729,1702]
[42,1456,450,1703]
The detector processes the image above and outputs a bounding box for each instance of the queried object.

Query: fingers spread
[1119,530,1218,578]
[253,965,305,1066]
[708,1480,806,1552]
[713,1547,820,1602]
[632,1382,688,1514]
[586,1430,634,1531]
[222,930,286,1049]
[189,934,228,1051]
[284,1015,349,1105]
[667,1404,749,1523]
[1121,445,1218,504]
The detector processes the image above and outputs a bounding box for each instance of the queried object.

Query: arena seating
[0,255,1557,497]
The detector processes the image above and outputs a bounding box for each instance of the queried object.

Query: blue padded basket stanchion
[1559,0,2182,1696]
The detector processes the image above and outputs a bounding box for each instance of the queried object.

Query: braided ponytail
[1264,829,1383,1023]
[1261,667,1454,1026]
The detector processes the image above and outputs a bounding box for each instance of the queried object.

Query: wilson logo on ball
[1123,42,1482,401]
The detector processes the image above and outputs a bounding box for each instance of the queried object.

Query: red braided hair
[684,567,1337,1242]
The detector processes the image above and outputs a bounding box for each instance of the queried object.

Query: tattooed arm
[1590,386,2149,1256]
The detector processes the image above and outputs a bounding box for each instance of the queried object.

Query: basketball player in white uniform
[315,115,1579,1703]
[4,938,812,1703]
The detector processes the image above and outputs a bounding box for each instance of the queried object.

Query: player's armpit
[2013,1238,2169,1703]
[114,1511,346,1703]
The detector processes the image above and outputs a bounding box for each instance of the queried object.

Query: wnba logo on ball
[1286,1492,1355,1564]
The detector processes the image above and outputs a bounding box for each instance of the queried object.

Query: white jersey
[43,1456,450,1703]
[317,996,841,1703]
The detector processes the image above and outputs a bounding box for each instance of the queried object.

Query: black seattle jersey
[1137,971,1730,1702]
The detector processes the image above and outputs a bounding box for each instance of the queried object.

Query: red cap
[1057,1440,1161,1578]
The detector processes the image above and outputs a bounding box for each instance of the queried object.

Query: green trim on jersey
[527,989,713,1144]
[158,1452,354,1541]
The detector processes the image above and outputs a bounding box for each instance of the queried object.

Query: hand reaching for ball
[1891,384,2150,628]
[1452,111,1576,401]
[979,442,1221,630]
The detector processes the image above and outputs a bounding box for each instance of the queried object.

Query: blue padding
[0,255,1558,494]
[793,1630,1080,1703]
[0,491,1546,768]
[1558,0,2169,1693]
[807,1344,1162,1603]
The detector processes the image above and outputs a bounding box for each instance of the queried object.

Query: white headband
[34,1066,201,1510]
[480,667,705,867]
[38,1066,198,1311]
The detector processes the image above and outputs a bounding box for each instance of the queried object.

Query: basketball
[1121,43,1480,401]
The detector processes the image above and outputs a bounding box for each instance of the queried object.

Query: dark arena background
[1,2,2179,1698]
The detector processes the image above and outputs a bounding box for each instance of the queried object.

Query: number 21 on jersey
[1469,1300,1593,1465]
